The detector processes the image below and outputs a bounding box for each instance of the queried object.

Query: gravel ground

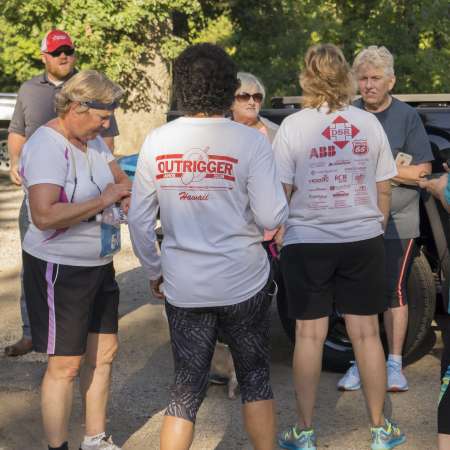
[0,172,445,450]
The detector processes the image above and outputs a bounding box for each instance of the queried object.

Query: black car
[163,94,450,371]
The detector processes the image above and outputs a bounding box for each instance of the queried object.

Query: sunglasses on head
[235,92,264,103]
[47,46,75,57]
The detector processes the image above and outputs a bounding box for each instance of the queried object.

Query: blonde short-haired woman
[20,70,130,450]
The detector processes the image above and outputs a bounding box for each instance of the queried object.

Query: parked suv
[105,94,450,371]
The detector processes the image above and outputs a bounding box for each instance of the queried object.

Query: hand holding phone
[395,152,413,166]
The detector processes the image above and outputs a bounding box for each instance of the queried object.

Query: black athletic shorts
[385,238,417,308]
[280,236,387,320]
[23,251,119,356]
[164,277,275,423]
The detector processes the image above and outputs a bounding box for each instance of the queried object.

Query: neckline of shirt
[178,117,231,124]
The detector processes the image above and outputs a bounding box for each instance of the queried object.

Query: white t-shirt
[273,105,397,244]
[128,117,288,308]
[20,126,115,266]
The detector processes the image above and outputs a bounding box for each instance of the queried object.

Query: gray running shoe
[79,436,121,450]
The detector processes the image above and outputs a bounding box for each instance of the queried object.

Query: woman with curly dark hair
[128,43,288,450]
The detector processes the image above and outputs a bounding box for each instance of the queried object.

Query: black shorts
[280,236,387,320]
[385,238,417,308]
[23,251,119,356]
[164,279,275,423]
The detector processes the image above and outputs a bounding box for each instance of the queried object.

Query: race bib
[100,223,121,257]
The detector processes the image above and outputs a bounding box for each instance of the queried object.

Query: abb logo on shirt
[309,145,336,159]
[156,147,238,186]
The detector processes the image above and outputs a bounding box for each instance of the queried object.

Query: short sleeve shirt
[273,105,397,244]
[353,97,433,239]
[9,72,119,140]
[20,126,115,266]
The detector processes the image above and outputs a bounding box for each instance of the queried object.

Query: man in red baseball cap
[40,29,76,82]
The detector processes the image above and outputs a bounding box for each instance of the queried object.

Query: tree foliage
[227,0,450,100]
[0,0,448,103]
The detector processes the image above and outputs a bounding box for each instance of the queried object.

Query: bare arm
[392,162,431,186]
[29,182,130,231]
[418,173,450,213]
[376,180,392,231]
[8,132,26,185]
[109,159,132,213]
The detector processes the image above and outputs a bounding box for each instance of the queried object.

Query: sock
[48,442,68,450]
[83,432,106,446]
[388,354,402,366]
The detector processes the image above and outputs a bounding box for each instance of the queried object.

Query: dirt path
[0,173,445,450]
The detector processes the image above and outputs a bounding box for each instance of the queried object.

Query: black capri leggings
[164,279,275,423]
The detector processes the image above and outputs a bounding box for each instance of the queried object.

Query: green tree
[0,0,208,106]
[227,0,450,100]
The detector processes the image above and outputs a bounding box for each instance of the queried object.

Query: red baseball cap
[41,29,74,53]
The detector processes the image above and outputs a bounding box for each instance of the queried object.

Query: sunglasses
[235,92,264,103]
[47,47,75,57]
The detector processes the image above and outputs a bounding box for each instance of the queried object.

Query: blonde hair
[300,44,355,113]
[353,46,395,77]
[236,72,266,100]
[55,70,123,116]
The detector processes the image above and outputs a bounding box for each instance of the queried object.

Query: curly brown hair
[300,44,355,113]
[173,43,239,116]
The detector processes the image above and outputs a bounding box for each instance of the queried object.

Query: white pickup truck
[0,93,17,172]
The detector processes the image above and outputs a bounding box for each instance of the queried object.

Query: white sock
[83,432,106,446]
[388,354,402,366]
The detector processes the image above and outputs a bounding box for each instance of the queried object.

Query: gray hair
[55,70,123,116]
[352,46,395,77]
[236,72,266,100]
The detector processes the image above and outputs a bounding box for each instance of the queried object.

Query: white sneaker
[80,436,121,450]
[337,362,361,391]
[387,360,409,392]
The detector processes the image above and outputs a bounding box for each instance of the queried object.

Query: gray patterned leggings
[165,280,274,423]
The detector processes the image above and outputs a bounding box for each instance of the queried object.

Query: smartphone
[395,152,413,166]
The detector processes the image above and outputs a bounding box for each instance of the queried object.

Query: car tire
[0,128,10,172]
[276,250,436,372]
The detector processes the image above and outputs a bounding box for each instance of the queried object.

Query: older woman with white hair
[231,72,279,143]
[20,70,131,450]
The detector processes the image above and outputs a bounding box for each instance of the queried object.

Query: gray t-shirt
[354,97,433,239]
[9,72,119,139]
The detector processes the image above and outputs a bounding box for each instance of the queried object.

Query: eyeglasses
[46,47,75,57]
[235,92,264,103]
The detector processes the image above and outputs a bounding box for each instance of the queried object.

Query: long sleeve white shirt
[128,117,288,307]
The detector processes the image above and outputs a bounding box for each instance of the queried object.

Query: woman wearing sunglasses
[19,70,131,450]
[231,72,279,144]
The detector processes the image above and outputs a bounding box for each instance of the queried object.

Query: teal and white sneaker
[387,360,408,392]
[277,425,317,450]
[337,362,361,391]
[370,419,406,450]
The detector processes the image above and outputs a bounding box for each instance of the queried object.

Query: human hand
[418,173,448,200]
[274,225,285,250]
[9,162,22,186]
[150,276,164,300]
[100,183,131,208]
[120,196,131,214]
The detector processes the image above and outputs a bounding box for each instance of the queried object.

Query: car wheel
[276,251,436,372]
[0,129,10,172]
